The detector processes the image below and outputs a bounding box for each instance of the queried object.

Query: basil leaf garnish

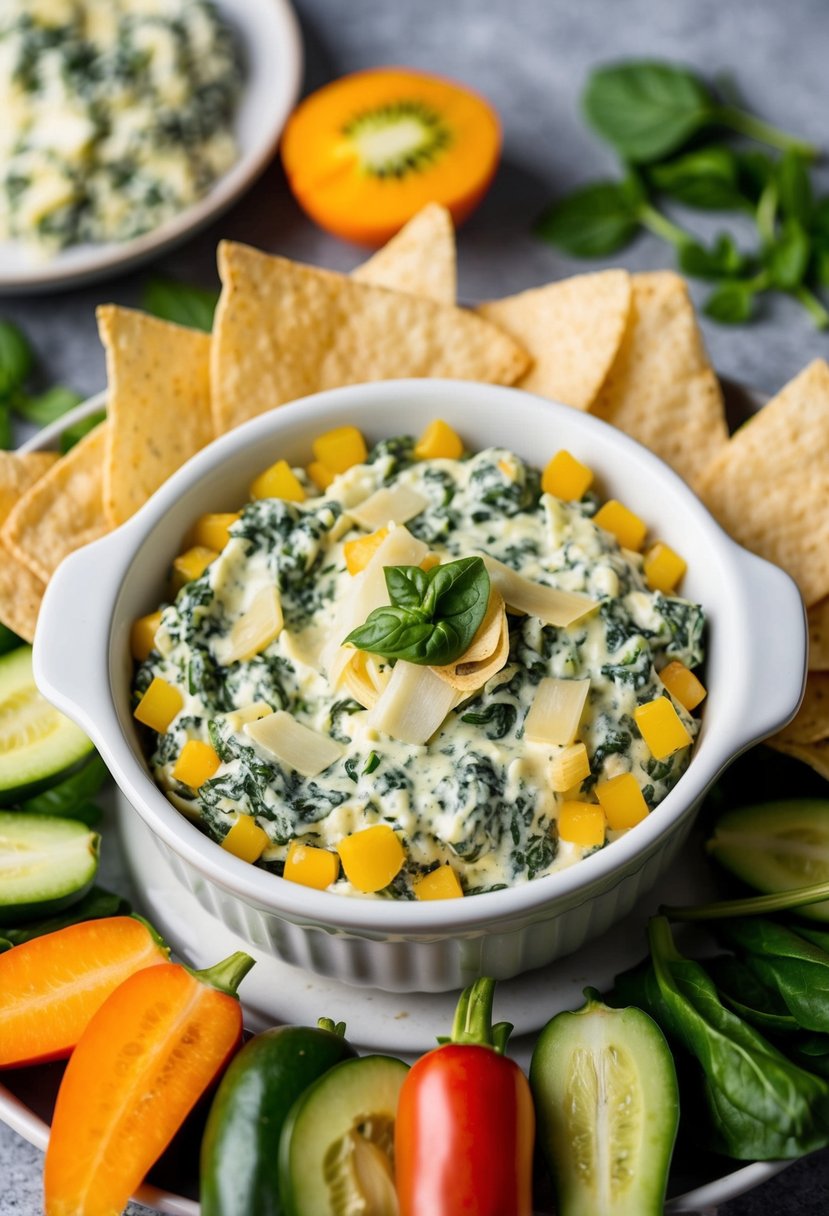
[344,555,490,667]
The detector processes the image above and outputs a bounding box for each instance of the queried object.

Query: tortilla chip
[2,423,109,583]
[0,451,59,525]
[211,243,529,435]
[477,270,631,411]
[98,306,213,527]
[768,737,829,784]
[352,203,456,305]
[0,544,44,643]
[590,272,728,484]
[809,598,829,670]
[773,672,829,746]
[696,360,829,607]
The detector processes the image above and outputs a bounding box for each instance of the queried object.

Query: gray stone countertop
[3,0,829,1211]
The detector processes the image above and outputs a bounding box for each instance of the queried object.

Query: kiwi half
[343,100,452,178]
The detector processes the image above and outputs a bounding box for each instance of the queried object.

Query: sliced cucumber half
[707,800,829,921]
[0,811,99,924]
[279,1054,408,1216]
[530,990,678,1216]
[0,646,94,806]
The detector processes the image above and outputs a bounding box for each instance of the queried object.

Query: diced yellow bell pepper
[222,814,269,863]
[414,419,463,461]
[130,611,162,662]
[172,545,218,591]
[596,773,649,831]
[593,500,647,552]
[558,802,606,848]
[635,697,693,760]
[172,740,221,789]
[542,450,594,500]
[190,513,240,552]
[337,824,405,893]
[643,542,687,593]
[307,460,335,491]
[550,742,591,793]
[312,426,367,474]
[250,459,306,502]
[660,660,707,711]
[344,526,389,575]
[420,553,441,572]
[134,677,183,733]
[283,840,340,890]
[414,865,464,900]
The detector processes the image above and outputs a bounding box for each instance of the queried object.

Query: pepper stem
[318,1017,347,1037]
[446,977,513,1053]
[190,950,256,997]
[130,913,171,957]
[662,878,829,921]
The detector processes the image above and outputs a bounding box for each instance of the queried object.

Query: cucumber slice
[0,812,99,924]
[530,990,678,1216]
[0,646,93,805]
[279,1054,408,1216]
[707,800,829,921]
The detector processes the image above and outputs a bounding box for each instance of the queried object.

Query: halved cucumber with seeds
[0,646,93,805]
[530,989,678,1216]
[279,1054,408,1216]
[0,812,100,923]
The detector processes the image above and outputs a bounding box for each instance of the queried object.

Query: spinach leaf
[649,146,747,210]
[344,556,490,667]
[460,701,517,740]
[18,753,108,817]
[716,918,829,1033]
[60,409,107,453]
[142,277,219,332]
[706,954,799,1032]
[0,886,129,947]
[0,320,32,398]
[536,180,641,256]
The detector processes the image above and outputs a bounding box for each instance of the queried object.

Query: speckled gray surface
[3,0,829,1210]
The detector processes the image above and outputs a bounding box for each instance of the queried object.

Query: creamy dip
[134,437,705,898]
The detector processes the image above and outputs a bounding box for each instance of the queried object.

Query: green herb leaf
[764,218,810,289]
[14,385,83,427]
[679,234,748,280]
[583,61,714,163]
[344,555,490,667]
[735,149,777,204]
[18,753,108,817]
[0,402,12,450]
[143,277,219,333]
[0,321,33,399]
[536,181,641,256]
[704,280,758,323]
[59,408,106,454]
[649,145,746,210]
[716,918,829,1033]
[777,150,813,224]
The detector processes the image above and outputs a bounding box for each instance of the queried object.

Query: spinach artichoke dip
[0,0,241,255]
[132,422,707,901]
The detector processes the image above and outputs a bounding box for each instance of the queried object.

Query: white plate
[0,0,303,294]
[0,387,800,1213]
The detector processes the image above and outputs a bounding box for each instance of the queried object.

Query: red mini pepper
[395,976,535,1216]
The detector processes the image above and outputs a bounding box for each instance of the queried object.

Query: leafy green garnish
[0,319,86,447]
[18,753,108,819]
[14,385,84,427]
[60,408,107,453]
[142,277,219,333]
[0,321,33,399]
[344,556,490,667]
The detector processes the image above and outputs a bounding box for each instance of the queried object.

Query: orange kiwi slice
[281,67,500,245]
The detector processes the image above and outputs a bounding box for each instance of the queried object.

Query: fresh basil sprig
[142,276,219,333]
[343,556,490,667]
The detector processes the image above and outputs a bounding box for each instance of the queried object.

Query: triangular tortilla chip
[211,242,529,434]
[809,598,829,671]
[0,451,58,524]
[590,272,728,484]
[98,306,213,527]
[0,544,44,643]
[697,359,829,607]
[352,203,456,304]
[477,270,631,410]
[2,423,109,583]
[772,672,829,746]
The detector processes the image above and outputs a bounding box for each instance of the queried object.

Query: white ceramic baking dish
[34,379,806,992]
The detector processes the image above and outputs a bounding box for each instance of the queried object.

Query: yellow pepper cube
[414,865,464,900]
[558,802,606,848]
[596,773,649,831]
[414,419,464,461]
[312,426,368,474]
[593,500,647,552]
[172,545,218,591]
[134,677,183,733]
[130,611,162,662]
[250,459,306,502]
[284,841,340,890]
[337,824,405,893]
[660,660,707,712]
[542,450,594,500]
[550,742,591,793]
[172,740,221,789]
[420,553,441,572]
[191,513,240,552]
[344,526,389,575]
[222,815,270,863]
[644,542,687,593]
[307,460,335,491]
[635,697,693,760]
